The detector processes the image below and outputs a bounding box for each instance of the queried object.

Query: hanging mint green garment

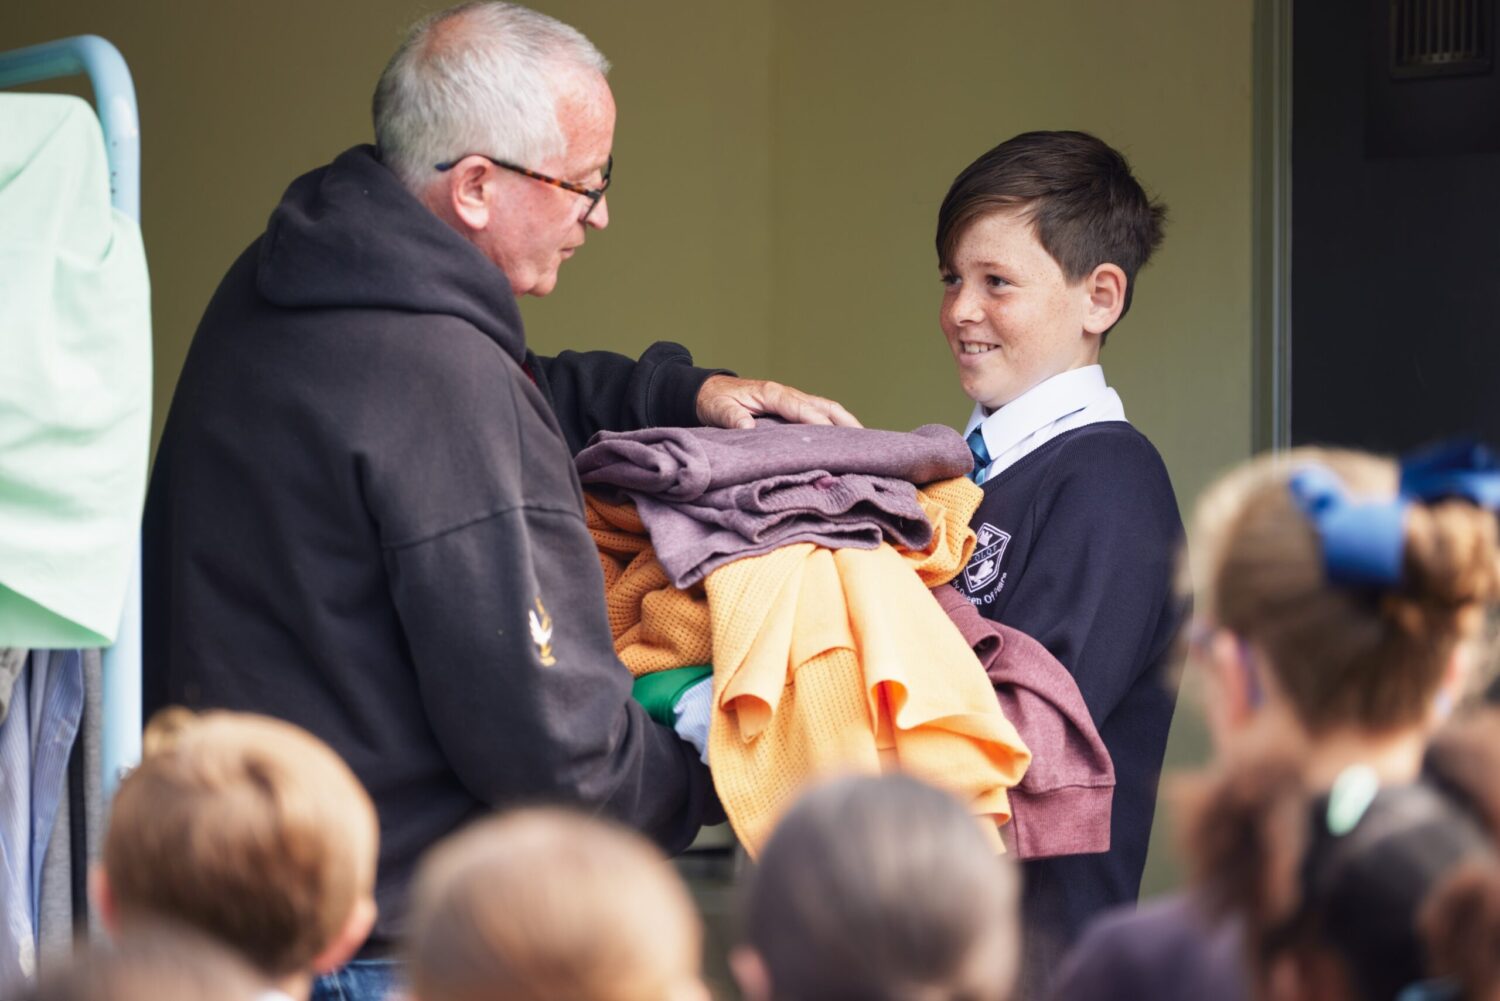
[0,94,151,648]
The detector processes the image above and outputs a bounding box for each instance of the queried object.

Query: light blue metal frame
[0,34,143,799]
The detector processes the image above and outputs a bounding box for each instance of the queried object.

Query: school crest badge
[529,597,556,666]
[963,523,1011,593]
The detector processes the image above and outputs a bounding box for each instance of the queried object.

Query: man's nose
[586,193,609,230]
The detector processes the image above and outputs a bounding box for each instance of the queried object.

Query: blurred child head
[22,919,267,1001]
[1187,448,1500,751]
[1185,710,1500,1001]
[936,130,1166,410]
[97,708,378,992]
[734,774,1018,1001]
[406,807,707,1001]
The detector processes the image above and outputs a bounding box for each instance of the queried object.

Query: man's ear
[1080,263,1127,336]
[90,864,119,937]
[441,157,495,233]
[310,895,377,976]
[729,946,773,1001]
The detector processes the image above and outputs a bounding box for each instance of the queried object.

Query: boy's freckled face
[939,209,1100,411]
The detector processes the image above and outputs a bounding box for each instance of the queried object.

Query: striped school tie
[967,427,993,486]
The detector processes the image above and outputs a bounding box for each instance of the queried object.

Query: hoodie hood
[256,145,527,365]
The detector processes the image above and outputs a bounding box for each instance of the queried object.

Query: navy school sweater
[947,421,1187,990]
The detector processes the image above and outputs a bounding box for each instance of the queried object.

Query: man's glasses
[435,154,612,222]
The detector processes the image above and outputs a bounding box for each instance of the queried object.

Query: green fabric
[631,665,713,726]
[0,94,152,647]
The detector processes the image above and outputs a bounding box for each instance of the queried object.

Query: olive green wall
[760,1,1253,896]
[768,2,1253,513]
[8,1,1252,892]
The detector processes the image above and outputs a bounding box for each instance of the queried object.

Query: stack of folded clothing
[578,421,967,588]
[581,421,1111,858]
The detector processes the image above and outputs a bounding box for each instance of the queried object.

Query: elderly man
[143,5,853,998]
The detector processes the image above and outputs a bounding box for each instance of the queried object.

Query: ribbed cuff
[643,345,734,429]
[1008,784,1115,859]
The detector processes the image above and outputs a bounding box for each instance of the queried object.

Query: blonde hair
[1190,448,1500,733]
[407,807,703,1001]
[103,709,379,977]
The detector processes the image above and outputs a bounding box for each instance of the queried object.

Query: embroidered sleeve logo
[529,597,557,666]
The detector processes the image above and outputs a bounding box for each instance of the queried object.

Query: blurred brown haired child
[18,920,267,1001]
[406,807,708,1001]
[95,709,379,1001]
[734,774,1019,1001]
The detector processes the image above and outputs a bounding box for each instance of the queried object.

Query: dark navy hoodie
[144,146,721,949]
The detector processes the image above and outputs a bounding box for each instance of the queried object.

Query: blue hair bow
[1288,440,1500,587]
[1395,979,1461,1001]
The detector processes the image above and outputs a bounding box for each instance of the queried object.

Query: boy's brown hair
[741,774,1018,1001]
[936,130,1167,329]
[102,709,379,977]
[406,807,705,1001]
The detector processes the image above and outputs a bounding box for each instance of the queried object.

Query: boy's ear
[311,896,378,976]
[1080,263,1128,336]
[729,946,773,1001]
[90,864,120,937]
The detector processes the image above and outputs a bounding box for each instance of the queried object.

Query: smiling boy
[936,131,1186,989]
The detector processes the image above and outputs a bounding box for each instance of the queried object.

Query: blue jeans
[310,958,402,1001]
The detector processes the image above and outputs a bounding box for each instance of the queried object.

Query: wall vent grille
[1390,0,1492,78]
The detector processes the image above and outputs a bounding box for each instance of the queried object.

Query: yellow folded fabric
[704,476,1028,855]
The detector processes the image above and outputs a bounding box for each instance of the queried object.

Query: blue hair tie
[1287,466,1409,586]
[1395,979,1461,1001]
[1399,439,1500,507]
[1288,439,1500,588]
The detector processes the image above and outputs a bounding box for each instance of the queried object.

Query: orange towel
[585,494,711,674]
[904,475,982,586]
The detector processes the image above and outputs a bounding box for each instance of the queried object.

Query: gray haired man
[143,6,856,1000]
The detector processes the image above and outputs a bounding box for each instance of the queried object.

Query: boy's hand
[696,375,862,429]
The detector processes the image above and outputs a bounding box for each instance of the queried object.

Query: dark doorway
[1290,0,1500,452]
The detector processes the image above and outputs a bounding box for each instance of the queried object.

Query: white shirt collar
[964,365,1114,458]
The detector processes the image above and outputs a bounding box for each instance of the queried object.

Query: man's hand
[695,375,862,429]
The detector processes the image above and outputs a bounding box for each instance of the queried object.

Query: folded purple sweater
[633,471,932,588]
[933,584,1115,859]
[575,421,974,500]
[575,422,973,587]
